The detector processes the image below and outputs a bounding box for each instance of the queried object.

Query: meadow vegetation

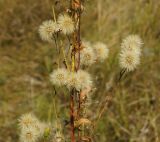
[0,0,160,142]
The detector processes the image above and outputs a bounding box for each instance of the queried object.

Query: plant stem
[77,1,81,71]
[70,89,75,142]
[77,92,81,142]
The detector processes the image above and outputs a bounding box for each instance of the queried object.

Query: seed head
[66,70,93,91]
[50,68,68,87]
[80,42,95,66]
[121,35,143,55]
[58,14,74,35]
[20,127,39,142]
[66,72,80,90]
[39,20,60,42]
[18,113,38,129]
[77,70,93,90]
[19,113,47,139]
[119,35,142,72]
[93,42,109,62]
[119,50,140,72]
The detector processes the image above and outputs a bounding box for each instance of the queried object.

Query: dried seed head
[119,35,142,72]
[80,42,95,66]
[20,127,39,142]
[66,70,93,91]
[75,118,92,127]
[58,14,74,35]
[121,35,143,55]
[19,113,48,139]
[18,113,38,129]
[77,70,93,90]
[50,68,68,87]
[39,20,60,42]
[66,72,80,90]
[119,50,140,72]
[93,42,109,62]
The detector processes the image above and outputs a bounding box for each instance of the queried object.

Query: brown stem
[69,1,82,141]
[76,0,82,140]
[77,92,81,142]
[70,89,75,142]
[77,1,81,71]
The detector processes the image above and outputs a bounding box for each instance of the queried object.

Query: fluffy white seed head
[58,14,74,35]
[121,35,143,55]
[19,113,47,139]
[77,70,93,90]
[93,42,109,62]
[39,20,60,42]
[119,50,140,72]
[18,113,38,129]
[66,70,93,91]
[119,35,142,72]
[80,43,95,66]
[66,72,80,90]
[50,68,68,86]
[20,127,39,142]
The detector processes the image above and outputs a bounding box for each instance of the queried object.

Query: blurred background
[0,0,160,142]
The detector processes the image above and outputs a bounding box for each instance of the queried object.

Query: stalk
[70,1,82,141]
[70,89,75,142]
[70,1,76,141]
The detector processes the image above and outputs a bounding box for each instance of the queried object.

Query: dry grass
[0,0,160,142]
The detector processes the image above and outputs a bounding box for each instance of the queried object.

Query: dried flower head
[19,113,38,129]
[119,50,140,72]
[66,70,93,91]
[119,35,142,72]
[80,44,95,66]
[77,70,93,90]
[58,14,74,35]
[50,68,68,86]
[19,113,47,139]
[66,72,80,90]
[39,20,59,42]
[94,42,109,62]
[20,127,39,142]
[121,35,143,54]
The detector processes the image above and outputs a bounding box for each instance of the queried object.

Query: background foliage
[0,0,160,142]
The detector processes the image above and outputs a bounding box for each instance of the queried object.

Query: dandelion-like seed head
[119,34,142,72]
[121,35,143,54]
[94,42,109,62]
[20,127,39,142]
[80,46,95,66]
[66,72,80,90]
[77,70,93,90]
[58,14,74,35]
[119,50,140,72]
[50,68,68,86]
[19,113,38,129]
[39,20,59,42]
[19,113,48,141]
[66,70,93,91]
